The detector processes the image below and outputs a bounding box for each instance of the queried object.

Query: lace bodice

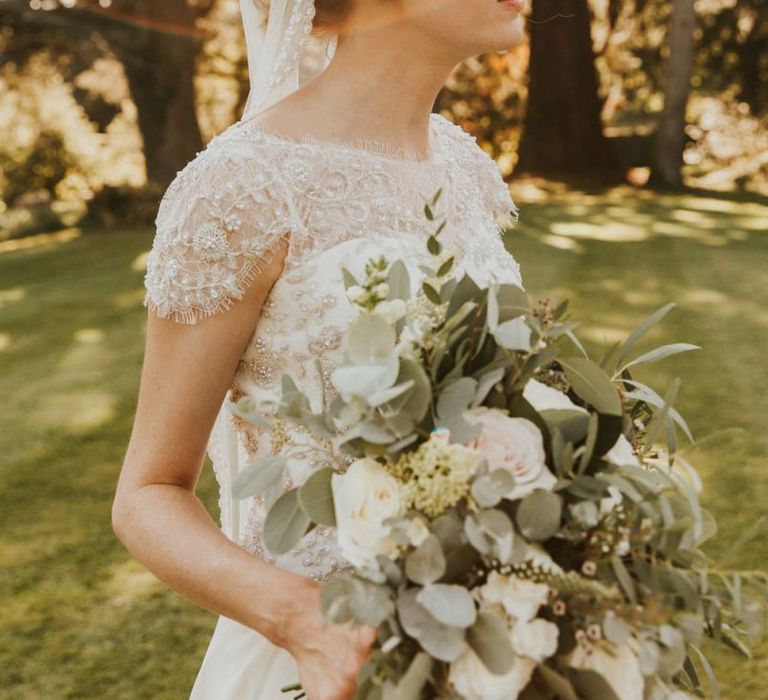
[143,112,524,580]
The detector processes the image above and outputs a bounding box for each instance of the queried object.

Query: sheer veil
[209,0,337,544]
[240,0,337,119]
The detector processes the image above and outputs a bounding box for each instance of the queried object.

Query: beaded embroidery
[143,112,523,580]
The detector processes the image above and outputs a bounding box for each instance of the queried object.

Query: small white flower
[332,459,402,568]
[346,285,366,303]
[616,535,631,556]
[567,642,644,700]
[599,485,624,515]
[406,517,430,547]
[373,298,407,324]
[373,282,390,297]
[604,434,640,467]
[511,618,559,661]
[479,571,550,622]
[524,543,563,574]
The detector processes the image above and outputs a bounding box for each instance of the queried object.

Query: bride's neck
[264,21,460,157]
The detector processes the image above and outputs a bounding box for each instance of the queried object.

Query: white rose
[373,298,407,324]
[479,571,550,622]
[567,642,644,700]
[523,379,588,414]
[332,458,402,568]
[604,434,640,467]
[449,646,535,700]
[511,618,559,661]
[467,408,556,501]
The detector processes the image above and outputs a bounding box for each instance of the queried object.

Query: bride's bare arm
[112,246,373,698]
[112,246,300,639]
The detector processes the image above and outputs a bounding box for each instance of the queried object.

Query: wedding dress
[142,109,525,698]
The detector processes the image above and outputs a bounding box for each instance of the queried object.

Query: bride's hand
[281,580,377,700]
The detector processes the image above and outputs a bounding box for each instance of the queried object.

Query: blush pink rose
[467,408,556,501]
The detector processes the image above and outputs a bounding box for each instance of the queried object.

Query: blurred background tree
[0,0,765,232]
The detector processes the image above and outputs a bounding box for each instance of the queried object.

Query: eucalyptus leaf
[568,670,621,700]
[341,267,359,290]
[620,343,701,372]
[559,358,622,416]
[298,467,337,527]
[471,470,516,507]
[395,653,432,700]
[368,380,416,408]
[540,409,590,444]
[383,359,432,422]
[493,317,532,352]
[331,357,400,401]
[473,368,505,407]
[348,578,394,627]
[615,302,676,367]
[348,313,397,364]
[537,665,580,700]
[231,456,287,500]
[416,583,477,628]
[386,259,411,301]
[466,612,515,675]
[437,377,478,421]
[515,490,563,541]
[603,614,631,645]
[263,489,312,555]
[405,534,446,585]
[496,284,530,322]
[396,588,466,662]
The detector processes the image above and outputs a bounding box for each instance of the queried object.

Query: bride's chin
[490,21,525,52]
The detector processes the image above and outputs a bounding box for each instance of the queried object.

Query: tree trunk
[516,0,621,182]
[738,18,767,116]
[110,34,203,189]
[102,1,204,189]
[650,0,696,189]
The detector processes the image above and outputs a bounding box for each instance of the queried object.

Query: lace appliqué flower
[192,223,231,262]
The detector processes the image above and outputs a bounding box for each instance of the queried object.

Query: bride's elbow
[111,489,133,546]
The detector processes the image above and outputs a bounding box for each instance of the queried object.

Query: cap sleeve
[472,143,519,228]
[432,114,519,228]
[143,149,296,325]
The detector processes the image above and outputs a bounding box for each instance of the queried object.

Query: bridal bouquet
[233,193,766,700]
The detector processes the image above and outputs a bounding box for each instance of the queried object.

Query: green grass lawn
[1,185,766,698]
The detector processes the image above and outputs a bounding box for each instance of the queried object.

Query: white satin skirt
[189,615,301,699]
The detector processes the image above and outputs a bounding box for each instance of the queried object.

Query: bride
[112,0,527,698]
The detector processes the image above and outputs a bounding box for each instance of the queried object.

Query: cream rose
[449,646,535,700]
[467,408,556,501]
[511,618,559,661]
[567,642,644,700]
[479,571,550,622]
[332,458,402,568]
[604,434,641,467]
[523,379,588,414]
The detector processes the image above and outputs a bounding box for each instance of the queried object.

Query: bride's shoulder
[431,113,519,226]
[144,126,297,325]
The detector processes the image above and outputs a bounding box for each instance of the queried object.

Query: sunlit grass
[1,186,766,698]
